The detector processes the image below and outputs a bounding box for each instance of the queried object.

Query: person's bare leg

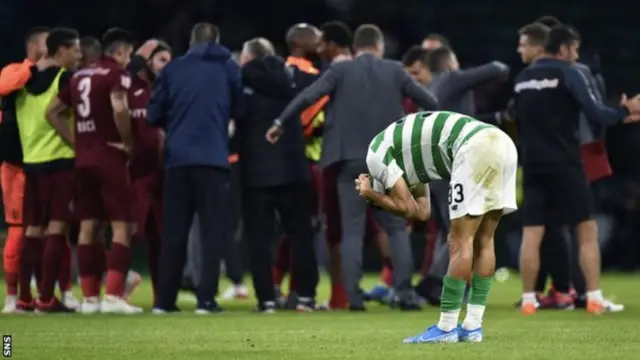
[462,210,501,332]
[437,215,483,332]
[519,225,545,309]
[575,220,600,291]
[574,219,604,309]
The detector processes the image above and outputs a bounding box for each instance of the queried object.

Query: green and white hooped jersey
[366,111,494,190]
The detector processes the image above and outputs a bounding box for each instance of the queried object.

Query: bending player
[356,111,518,343]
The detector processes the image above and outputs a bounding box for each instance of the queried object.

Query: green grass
[2,273,640,360]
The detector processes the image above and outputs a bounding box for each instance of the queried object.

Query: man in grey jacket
[266,24,439,310]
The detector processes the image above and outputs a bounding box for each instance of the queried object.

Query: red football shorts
[1,163,25,225]
[131,173,162,239]
[23,168,74,226]
[74,165,132,222]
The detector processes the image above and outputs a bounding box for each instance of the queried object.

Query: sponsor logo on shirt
[514,78,559,93]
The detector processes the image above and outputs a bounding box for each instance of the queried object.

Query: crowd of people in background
[0,14,628,315]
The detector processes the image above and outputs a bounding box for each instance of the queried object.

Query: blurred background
[2,0,639,271]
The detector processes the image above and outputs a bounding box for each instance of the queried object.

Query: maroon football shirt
[581,140,612,182]
[128,74,161,180]
[59,56,132,167]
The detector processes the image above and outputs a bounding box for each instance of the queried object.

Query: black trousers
[536,225,571,293]
[157,165,229,309]
[223,163,243,284]
[242,183,319,303]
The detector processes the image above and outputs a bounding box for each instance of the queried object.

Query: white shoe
[603,299,624,312]
[62,291,80,310]
[123,271,142,301]
[100,295,143,314]
[220,284,249,300]
[79,297,101,314]
[2,295,17,314]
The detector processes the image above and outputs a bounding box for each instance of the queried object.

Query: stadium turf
[1,273,639,360]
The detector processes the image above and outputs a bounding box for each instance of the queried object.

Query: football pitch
[2,273,639,360]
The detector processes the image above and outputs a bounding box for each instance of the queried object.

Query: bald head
[286,23,320,54]
[190,22,220,47]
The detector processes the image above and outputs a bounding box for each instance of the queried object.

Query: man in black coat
[236,38,319,312]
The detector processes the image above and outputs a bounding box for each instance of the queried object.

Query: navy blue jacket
[513,58,628,169]
[147,43,243,169]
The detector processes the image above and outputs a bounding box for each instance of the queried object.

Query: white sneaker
[100,295,143,314]
[220,284,249,300]
[194,308,211,315]
[123,271,142,301]
[2,295,17,314]
[79,297,101,314]
[152,308,167,314]
[604,299,624,312]
[62,291,80,310]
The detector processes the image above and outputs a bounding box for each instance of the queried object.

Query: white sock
[462,304,485,330]
[587,290,603,302]
[4,295,17,303]
[63,290,73,297]
[522,292,537,304]
[437,310,460,332]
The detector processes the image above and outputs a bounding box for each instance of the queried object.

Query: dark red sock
[381,266,393,287]
[5,272,18,296]
[18,236,42,302]
[105,243,131,297]
[39,234,67,302]
[57,240,72,293]
[382,256,393,270]
[330,283,348,307]
[148,238,161,301]
[77,244,99,298]
[33,238,44,295]
[92,241,106,284]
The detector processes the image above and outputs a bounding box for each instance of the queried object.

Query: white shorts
[448,127,518,220]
